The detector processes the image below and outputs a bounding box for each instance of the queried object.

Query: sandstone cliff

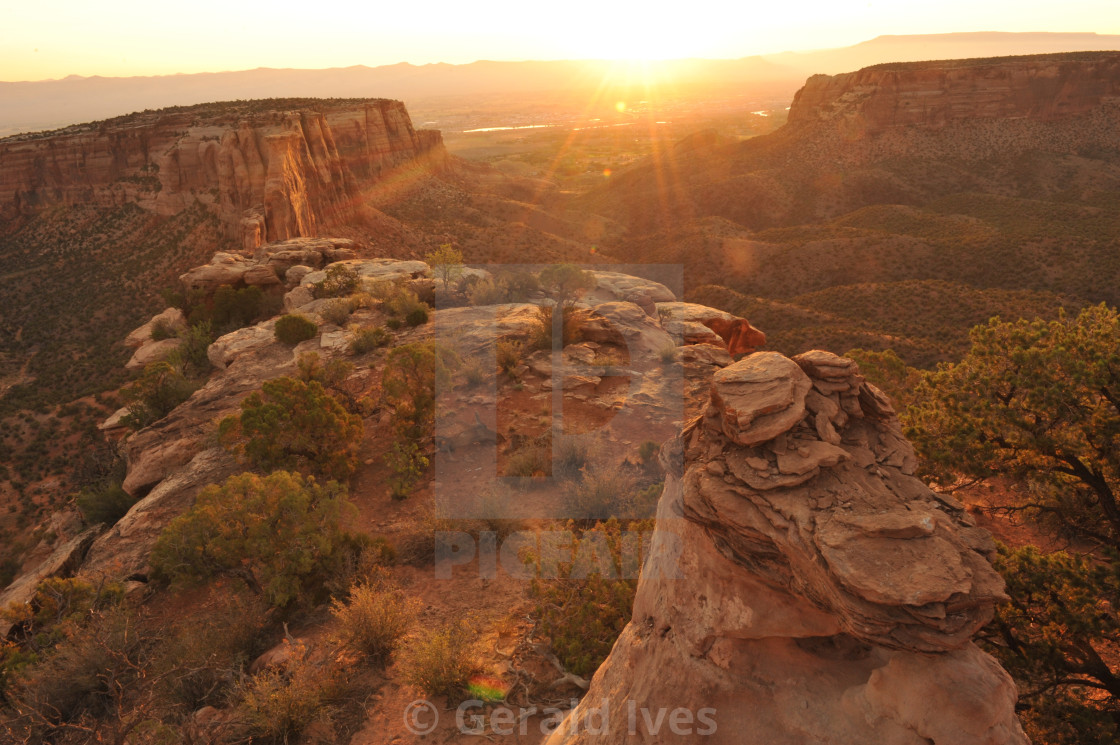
[778,51,1120,167]
[589,51,1120,233]
[0,99,446,248]
[788,52,1120,132]
[546,350,1027,745]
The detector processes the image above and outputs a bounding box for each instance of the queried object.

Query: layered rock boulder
[546,350,1026,745]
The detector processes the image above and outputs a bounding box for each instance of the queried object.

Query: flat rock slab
[710,352,812,446]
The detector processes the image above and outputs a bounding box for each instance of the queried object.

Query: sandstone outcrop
[657,302,766,355]
[789,52,1120,133]
[179,238,359,291]
[83,449,241,581]
[701,316,767,356]
[546,349,1026,745]
[119,320,301,496]
[125,338,183,371]
[124,307,187,348]
[778,51,1120,170]
[56,247,765,592]
[585,271,676,305]
[0,100,446,248]
[0,525,101,638]
[595,51,1120,233]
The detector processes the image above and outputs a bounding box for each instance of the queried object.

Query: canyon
[591,51,1120,236]
[8,48,1120,743]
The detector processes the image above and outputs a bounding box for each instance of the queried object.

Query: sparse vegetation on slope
[151,471,358,608]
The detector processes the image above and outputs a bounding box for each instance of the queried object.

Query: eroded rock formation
[700,316,767,356]
[546,350,1027,745]
[780,51,1120,168]
[0,100,446,248]
[789,52,1120,133]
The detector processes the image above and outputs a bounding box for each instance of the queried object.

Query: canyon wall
[0,99,446,248]
[780,51,1120,167]
[788,52,1120,132]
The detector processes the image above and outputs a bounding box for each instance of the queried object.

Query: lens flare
[468,674,510,702]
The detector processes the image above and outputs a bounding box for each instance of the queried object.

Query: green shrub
[382,285,430,322]
[379,342,462,497]
[425,243,464,293]
[319,298,352,326]
[505,444,551,478]
[186,284,273,331]
[496,340,523,375]
[312,264,360,299]
[350,325,390,355]
[274,314,318,345]
[174,321,214,375]
[496,269,541,301]
[468,278,506,306]
[555,437,591,481]
[400,619,482,701]
[385,440,429,500]
[212,284,269,329]
[348,291,376,310]
[331,582,419,665]
[121,361,197,429]
[527,520,638,677]
[637,440,660,466]
[571,464,635,519]
[150,318,176,341]
[530,304,584,350]
[406,306,430,327]
[326,535,398,596]
[381,342,439,439]
[2,577,124,647]
[475,486,527,541]
[591,351,623,374]
[296,352,353,390]
[462,360,486,387]
[151,471,358,608]
[219,377,363,481]
[75,483,135,527]
[538,264,595,304]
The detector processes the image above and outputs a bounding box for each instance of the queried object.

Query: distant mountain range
[2,32,1118,137]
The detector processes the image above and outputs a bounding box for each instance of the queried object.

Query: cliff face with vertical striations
[0,99,446,248]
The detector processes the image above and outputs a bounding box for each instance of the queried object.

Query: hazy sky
[2,0,1118,81]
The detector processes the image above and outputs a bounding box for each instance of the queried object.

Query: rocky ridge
[0,100,446,248]
[2,241,736,606]
[1,246,1027,741]
[778,51,1120,168]
[789,52,1120,132]
[546,350,1027,744]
